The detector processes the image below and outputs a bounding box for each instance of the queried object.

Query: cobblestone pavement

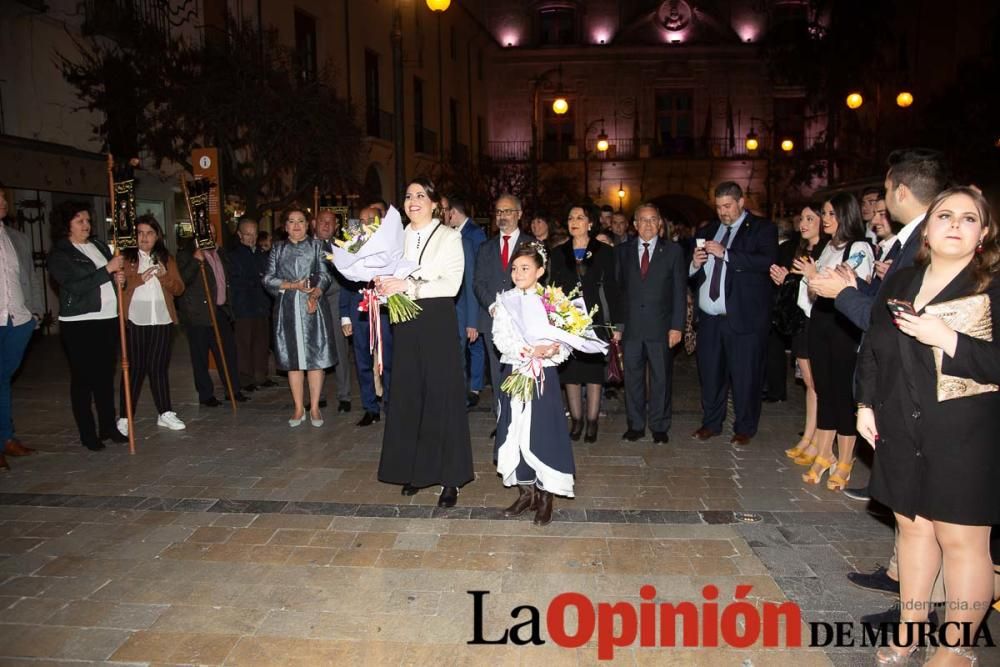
[1,337,997,665]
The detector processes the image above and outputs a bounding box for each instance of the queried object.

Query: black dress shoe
[847,566,900,596]
[357,412,380,427]
[466,392,480,409]
[82,440,106,451]
[224,393,250,402]
[243,384,258,392]
[338,400,351,413]
[489,428,497,439]
[401,483,420,496]
[102,430,129,444]
[437,486,458,508]
[318,399,328,409]
[260,379,278,388]
[200,397,221,407]
[843,485,870,501]
[652,432,669,444]
[622,429,644,441]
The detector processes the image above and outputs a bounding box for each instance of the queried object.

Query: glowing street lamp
[896,91,914,108]
[596,129,609,153]
[846,92,864,109]
[425,0,451,11]
[780,139,794,153]
[745,129,760,152]
[552,97,569,115]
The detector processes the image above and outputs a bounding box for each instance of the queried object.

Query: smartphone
[695,238,706,249]
[886,299,916,317]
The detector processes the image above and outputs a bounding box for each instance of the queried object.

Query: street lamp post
[427,0,450,159]
[392,1,405,197]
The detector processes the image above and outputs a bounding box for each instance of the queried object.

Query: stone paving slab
[0,337,996,664]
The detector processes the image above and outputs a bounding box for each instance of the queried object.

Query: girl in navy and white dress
[492,244,574,526]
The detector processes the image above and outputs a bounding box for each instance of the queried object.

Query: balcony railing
[413,126,438,155]
[486,140,532,161]
[83,0,171,38]
[485,136,768,162]
[366,109,394,142]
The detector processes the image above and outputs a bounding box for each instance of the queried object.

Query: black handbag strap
[418,222,442,265]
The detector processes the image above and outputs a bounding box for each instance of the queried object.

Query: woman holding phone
[263,206,336,427]
[857,186,1000,665]
[794,193,873,491]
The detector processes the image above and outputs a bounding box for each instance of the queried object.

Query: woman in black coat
[548,204,622,443]
[856,187,999,664]
[47,201,129,451]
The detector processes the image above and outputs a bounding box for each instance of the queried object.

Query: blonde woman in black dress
[374,178,473,507]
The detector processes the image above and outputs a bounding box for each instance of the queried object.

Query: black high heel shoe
[584,419,598,443]
[569,418,583,441]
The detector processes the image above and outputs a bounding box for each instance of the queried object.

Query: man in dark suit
[339,206,393,427]
[443,194,487,408]
[811,148,951,332]
[689,181,778,446]
[617,204,686,443]
[473,193,533,417]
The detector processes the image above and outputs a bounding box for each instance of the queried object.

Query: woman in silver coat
[263,206,337,427]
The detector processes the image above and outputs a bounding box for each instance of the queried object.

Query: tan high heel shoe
[827,460,854,491]
[802,456,836,484]
[875,644,919,665]
[784,438,813,459]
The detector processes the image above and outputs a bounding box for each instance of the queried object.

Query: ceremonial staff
[106,154,137,454]
[179,175,238,413]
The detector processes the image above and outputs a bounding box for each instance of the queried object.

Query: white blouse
[60,242,118,322]
[129,250,172,326]
[798,240,875,315]
[403,222,465,300]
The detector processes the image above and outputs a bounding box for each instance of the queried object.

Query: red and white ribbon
[359,287,384,377]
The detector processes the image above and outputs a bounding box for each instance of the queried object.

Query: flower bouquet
[499,284,608,402]
[326,206,421,324]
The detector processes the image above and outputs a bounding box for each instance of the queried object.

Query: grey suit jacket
[473,232,534,333]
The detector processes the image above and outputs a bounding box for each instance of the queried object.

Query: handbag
[923,294,998,401]
[607,338,624,384]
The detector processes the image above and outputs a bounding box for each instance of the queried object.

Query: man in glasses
[473,194,534,423]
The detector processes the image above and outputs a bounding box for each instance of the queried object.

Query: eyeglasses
[495,209,520,217]
[635,217,660,225]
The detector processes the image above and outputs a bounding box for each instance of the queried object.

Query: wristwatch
[856,402,873,410]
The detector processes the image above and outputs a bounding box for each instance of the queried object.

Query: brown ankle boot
[503,485,536,517]
[533,489,554,526]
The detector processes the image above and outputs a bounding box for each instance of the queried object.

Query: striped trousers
[120,322,174,417]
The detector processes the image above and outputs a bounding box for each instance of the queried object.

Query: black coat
[615,237,686,341]
[690,213,778,334]
[857,265,1000,525]
[47,238,116,318]
[224,242,271,319]
[176,247,231,327]
[549,239,623,339]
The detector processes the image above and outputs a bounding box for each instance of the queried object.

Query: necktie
[501,235,511,269]
[880,239,901,262]
[708,225,731,301]
[640,242,650,279]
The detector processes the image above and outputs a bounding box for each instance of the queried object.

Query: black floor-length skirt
[379,297,474,488]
